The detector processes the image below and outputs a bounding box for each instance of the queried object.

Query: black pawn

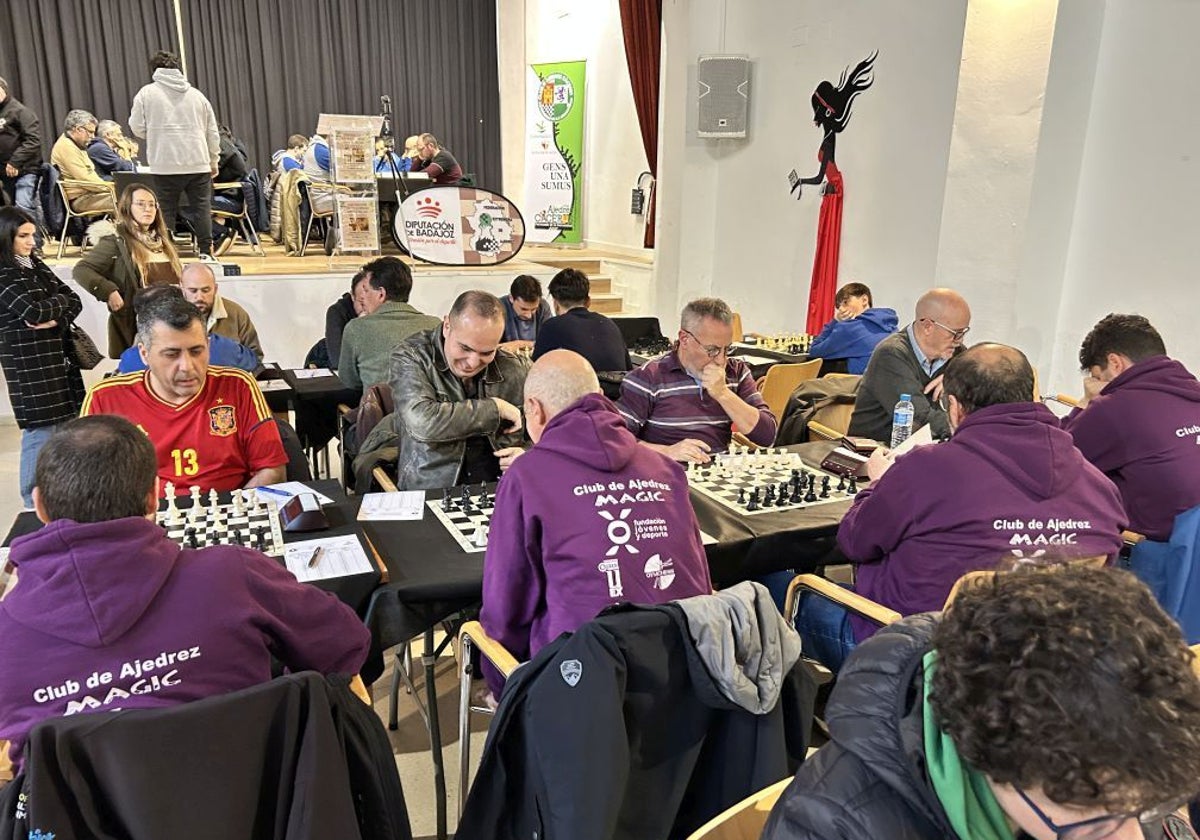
[776,483,789,507]
[746,488,760,511]
[837,474,847,492]
[804,481,818,504]
[789,482,803,504]
[764,485,775,503]
[185,527,199,549]
[737,488,746,505]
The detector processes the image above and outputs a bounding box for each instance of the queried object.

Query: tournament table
[278,367,361,477]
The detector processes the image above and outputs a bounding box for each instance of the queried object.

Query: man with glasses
[618,297,776,463]
[763,565,1200,840]
[848,287,971,443]
[50,109,115,214]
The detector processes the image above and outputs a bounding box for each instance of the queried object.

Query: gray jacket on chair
[389,327,529,490]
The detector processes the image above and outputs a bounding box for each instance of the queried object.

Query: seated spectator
[81,292,286,493]
[180,262,264,362]
[87,119,137,179]
[807,282,897,374]
[762,566,1200,840]
[373,139,410,175]
[116,286,257,374]
[324,270,366,370]
[480,349,713,696]
[532,268,630,371]
[401,134,422,166]
[500,274,552,353]
[410,133,462,185]
[618,297,776,462]
[338,256,439,390]
[271,134,307,174]
[50,109,115,213]
[804,343,1125,669]
[1062,313,1200,542]
[210,125,251,257]
[0,415,370,772]
[848,287,971,443]
[390,290,528,489]
[302,133,330,179]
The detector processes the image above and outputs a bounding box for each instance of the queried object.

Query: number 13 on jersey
[171,448,199,477]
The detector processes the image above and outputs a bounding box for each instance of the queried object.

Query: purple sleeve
[836,468,911,563]
[734,363,778,445]
[616,367,653,436]
[479,474,543,696]
[1061,402,1125,472]
[241,553,370,674]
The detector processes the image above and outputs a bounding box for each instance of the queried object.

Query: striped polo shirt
[617,350,777,452]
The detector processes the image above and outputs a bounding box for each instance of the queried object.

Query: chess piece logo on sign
[644,555,676,591]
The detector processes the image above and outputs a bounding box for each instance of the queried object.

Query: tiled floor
[0,420,486,838]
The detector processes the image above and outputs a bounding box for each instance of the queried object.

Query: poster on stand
[331,131,376,183]
[337,196,380,253]
[523,60,585,245]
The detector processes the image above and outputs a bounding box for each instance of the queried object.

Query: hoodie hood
[1104,355,1200,403]
[152,67,192,95]
[858,307,899,332]
[952,402,1078,499]
[535,392,639,473]
[673,581,802,714]
[7,517,177,647]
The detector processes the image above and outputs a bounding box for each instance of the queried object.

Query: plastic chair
[759,359,823,420]
[686,777,792,840]
[54,175,114,258]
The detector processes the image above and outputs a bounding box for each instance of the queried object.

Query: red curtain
[618,0,661,249]
[806,162,844,334]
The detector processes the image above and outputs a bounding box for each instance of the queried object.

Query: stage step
[591,293,623,314]
[527,256,606,275]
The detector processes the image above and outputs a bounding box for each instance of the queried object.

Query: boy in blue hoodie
[807,282,897,374]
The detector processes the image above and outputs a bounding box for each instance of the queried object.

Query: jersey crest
[208,404,237,437]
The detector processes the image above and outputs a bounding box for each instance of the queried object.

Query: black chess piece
[776,482,790,507]
[804,480,818,503]
[837,474,846,492]
[764,485,775,503]
[789,482,803,504]
[738,488,746,505]
[848,476,859,495]
[820,476,831,499]
[460,486,473,512]
[255,528,267,551]
[791,468,802,488]
[441,488,453,511]
[746,488,760,511]
[185,527,198,549]
[477,483,490,507]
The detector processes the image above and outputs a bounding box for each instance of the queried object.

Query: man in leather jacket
[389,290,529,490]
[763,566,1200,840]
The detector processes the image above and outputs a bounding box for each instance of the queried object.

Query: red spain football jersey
[81,367,287,494]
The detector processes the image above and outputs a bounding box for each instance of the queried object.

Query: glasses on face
[682,329,734,359]
[1015,787,1191,840]
[131,200,158,210]
[921,318,970,342]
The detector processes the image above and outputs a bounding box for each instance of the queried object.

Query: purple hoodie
[0,517,370,771]
[1062,356,1200,541]
[839,402,1126,641]
[480,393,712,693]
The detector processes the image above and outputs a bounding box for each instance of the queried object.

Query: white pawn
[208,489,220,512]
[232,488,245,517]
[472,523,489,548]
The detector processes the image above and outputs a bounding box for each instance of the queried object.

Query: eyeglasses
[131,201,159,210]
[1014,786,1191,840]
[682,329,734,359]
[921,318,970,341]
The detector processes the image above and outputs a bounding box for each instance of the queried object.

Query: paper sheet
[256,482,336,506]
[284,535,375,582]
[891,423,934,458]
[357,491,427,521]
[258,379,291,392]
[290,368,335,379]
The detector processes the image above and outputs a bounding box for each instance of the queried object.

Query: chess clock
[280,492,330,532]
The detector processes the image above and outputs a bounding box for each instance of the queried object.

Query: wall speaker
[697,55,751,138]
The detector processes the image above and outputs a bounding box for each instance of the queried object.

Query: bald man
[479,350,713,695]
[180,262,264,362]
[799,343,1126,669]
[848,288,971,443]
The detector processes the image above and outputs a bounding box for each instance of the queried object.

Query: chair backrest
[273,418,312,481]
[611,316,664,346]
[760,359,823,419]
[730,312,744,343]
[686,777,792,840]
[1192,644,1200,680]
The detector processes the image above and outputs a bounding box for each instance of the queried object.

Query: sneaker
[213,230,236,257]
[199,253,219,264]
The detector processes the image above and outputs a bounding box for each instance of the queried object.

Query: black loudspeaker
[697,55,751,138]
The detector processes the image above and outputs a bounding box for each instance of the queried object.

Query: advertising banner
[393,186,526,266]
[524,60,585,245]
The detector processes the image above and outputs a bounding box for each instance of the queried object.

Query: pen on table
[307,546,324,568]
[256,486,292,499]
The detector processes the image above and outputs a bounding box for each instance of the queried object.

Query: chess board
[746,334,814,355]
[427,486,497,553]
[156,487,285,557]
[686,448,857,516]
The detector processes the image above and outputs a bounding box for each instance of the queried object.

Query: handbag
[65,324,104,370]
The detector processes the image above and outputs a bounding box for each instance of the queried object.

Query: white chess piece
[164,482,180,524]
[473,523,489,548]
[232,488,244,516]
[208,489,220,511]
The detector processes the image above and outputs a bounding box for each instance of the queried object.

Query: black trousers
[156,171,214,254]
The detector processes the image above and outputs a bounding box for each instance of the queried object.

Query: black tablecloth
[280,368,360,451]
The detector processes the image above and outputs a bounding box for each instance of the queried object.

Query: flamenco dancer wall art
[788,52,876,334]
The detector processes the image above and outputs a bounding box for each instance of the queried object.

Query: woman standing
[0,207,86,507]
[73,183,182,357]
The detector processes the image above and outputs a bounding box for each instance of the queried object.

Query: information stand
[316,113,385,259]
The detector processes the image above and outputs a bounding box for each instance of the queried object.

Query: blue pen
[256,486,292,499]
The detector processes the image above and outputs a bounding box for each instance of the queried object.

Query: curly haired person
[763,565,1200,840]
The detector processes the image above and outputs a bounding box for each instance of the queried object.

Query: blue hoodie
[808,307,899,374]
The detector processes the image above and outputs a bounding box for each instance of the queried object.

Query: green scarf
[922,651,1016,840]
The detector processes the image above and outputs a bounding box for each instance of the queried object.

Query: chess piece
[460,486,472,512]
[255,528,267,552]
[820,475,831,499]
[737,488,746,505]
[232,489,244,517]
[472,524,489,548]
[164,482,181,525]
[789,482,803,504]
[208,489,220,511]
[804,480,818,503]
[477,483,490,507]
[776,482,790,507]
[441,488,454,512]
[837,474,846,492]
[184,527,199,549]
[848,476,859,495]
[746,488,760,512]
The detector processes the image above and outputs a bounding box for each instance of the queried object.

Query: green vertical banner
[525,60,586,244]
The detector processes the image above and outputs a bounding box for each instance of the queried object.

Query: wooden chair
[731,312,744,343]
[758,359,823,420]
[457,620,521,815]
[55,176,115,258]
[686,777,792,840]
[1192,644,1200,680]
[211,181,265,256]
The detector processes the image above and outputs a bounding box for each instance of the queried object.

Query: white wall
[657,0,969,334]
[498,0,651,254]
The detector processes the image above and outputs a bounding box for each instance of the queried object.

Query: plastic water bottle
[890,394,914,449]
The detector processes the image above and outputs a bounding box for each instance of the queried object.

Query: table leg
[423,627,447,840]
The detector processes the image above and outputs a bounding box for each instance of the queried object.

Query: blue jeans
[19,425,60,508]
[3,173,43,246]
[795,587,858,672]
